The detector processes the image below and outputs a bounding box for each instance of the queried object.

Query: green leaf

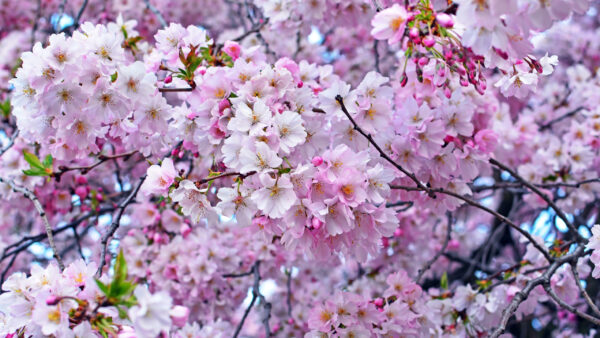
[23,150,44,170]
[42,154,53,168]
[440,272,448,290]
[22,151,53,177]
[113,250,128,285]
[0,100,10,118]
[23,168,49,176]
[110,72,118,82]
[95,280,109,295]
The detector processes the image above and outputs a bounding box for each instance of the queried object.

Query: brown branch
[570,263,600,317]
[539,106,584,131]
[390,184,553,262]
[158,87,194,93]
[197,171,256,185]
[416,212,452,282]
[0,129,18,157]
[490,245,584,337]
[335,95,434,197]
[543,281,600,326]
[143,0,168,28]
[232,261,271,337]
[0,177,64,270]
[489,158,583,243]
[54,151,137,180]
[96,175,146,277]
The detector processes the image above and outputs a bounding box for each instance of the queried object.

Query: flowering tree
[1,0,600,336]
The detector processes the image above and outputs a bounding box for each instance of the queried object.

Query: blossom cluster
[2,0,600,337]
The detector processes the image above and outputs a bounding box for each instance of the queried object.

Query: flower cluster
[10,18,176,161]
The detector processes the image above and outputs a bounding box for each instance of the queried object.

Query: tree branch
[0,177,64,270]
[96,175,146,277]
[143,0,168,29]
[416,212,452,283]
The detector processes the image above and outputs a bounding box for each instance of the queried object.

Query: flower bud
[374,298,384,307]
[400,73,408,87]
[422,35,435,48]
[46,295,60,306]
[75,186,87,200]
[394,228,403,237]
[311,156,323,167]
[181,223,192,238]
[170,305,190,327]
[75,175,87,185]
[311,217,323,230]
[436,13,454,28]
[409,27,420,39]
[164,75,172,84]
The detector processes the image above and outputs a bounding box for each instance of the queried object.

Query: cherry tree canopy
[1,0,600,337]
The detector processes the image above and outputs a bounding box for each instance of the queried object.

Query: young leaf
[23,150,44,170]
[440,272,448,290]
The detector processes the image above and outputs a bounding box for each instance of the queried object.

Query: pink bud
[297,81,304,88]
[418,56,429,67]
[409,27,420,39]
[75,175,87,185]
[164,75,172,84]
[153,233,162,243]
[170,306,190,327]
[436,13,454,28]
[311,217,323,230]
[382,237,389,248]
[374,298,384,307]
[287,318,294,325]
[311,156,323,167]
[75,186,87,200]
[444,87,451,98]
[447,239,460,250]
[46,295,60,306]
[394,228,403,237]
[444,50,453,59]
[181,223,192,238]
[400,73,408,87]
[95,193,103,201]
[422,35,435,48]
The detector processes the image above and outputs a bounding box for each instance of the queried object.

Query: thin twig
[0,129,18,157]
[539,106,584,131]
[489,158,583,243]
[0,177,64,270]
[416,212,452,282]
[570,263,600,317]
[286,268,292,317]
[389,185,553,261]
[96,175,146,277]
[232,261,271,337]
[143,0,168,29]
[543,282,600,326]
[335,96,434,197]
[73,0,89,28]
[490,245,584,337]
[158,87,194,93]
